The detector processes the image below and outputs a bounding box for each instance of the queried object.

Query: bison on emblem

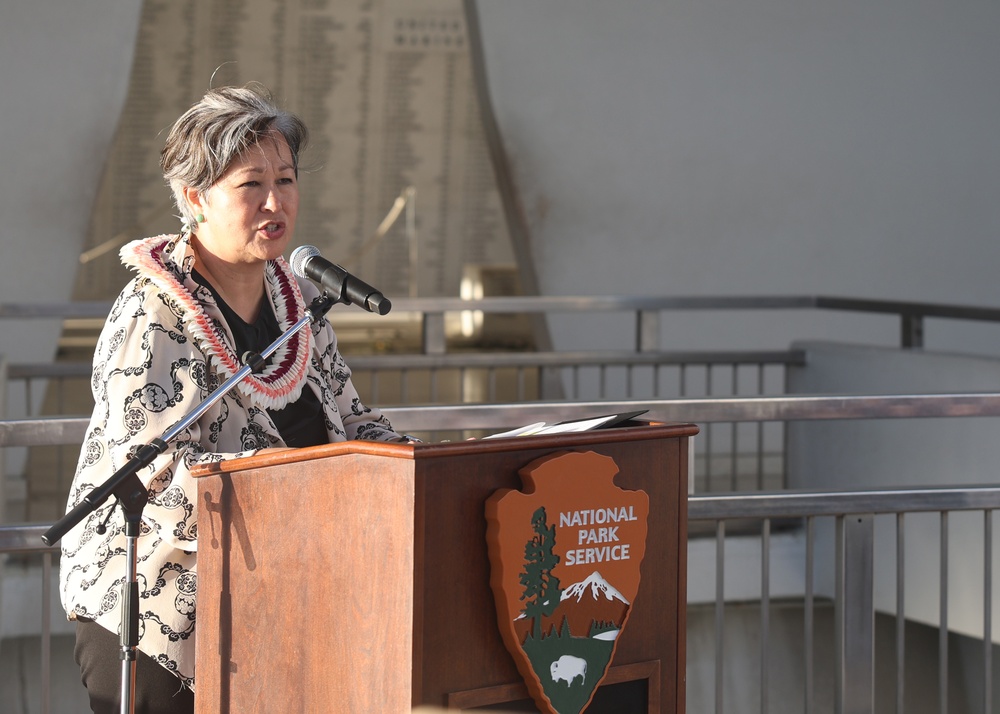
[550,655,587,686]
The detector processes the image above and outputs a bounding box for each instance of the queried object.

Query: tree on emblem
[519,506,562,641]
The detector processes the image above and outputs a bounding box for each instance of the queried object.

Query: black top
[193,271,329,448]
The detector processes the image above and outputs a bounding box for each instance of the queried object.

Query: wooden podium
[191,422,695,713]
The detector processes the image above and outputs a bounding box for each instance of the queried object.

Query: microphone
[289,245,392,315]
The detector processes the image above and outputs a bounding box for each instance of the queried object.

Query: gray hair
[160,83,308,228]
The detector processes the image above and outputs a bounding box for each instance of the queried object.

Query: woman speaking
[59,83,404,713]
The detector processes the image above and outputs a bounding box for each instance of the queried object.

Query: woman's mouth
[261,222,284,238]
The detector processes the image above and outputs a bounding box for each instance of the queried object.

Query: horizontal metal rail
[0,523,57,553]
[3,349,804,379]
[5,294,1000,320]
[348,349,805,369]
[9,484,998,550]
[688,485,1000,520]
[5,294,1000,358]
[5,392,1000,447]
[375,393,1000,428]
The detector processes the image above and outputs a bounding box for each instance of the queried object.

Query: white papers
[482,411,647,440]
[529,414,619,435]
[483,422,548,440]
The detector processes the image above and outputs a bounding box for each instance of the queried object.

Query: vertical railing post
[0,353,6,521]
[760,518,771,713]
[422,311,447,355]
[41,551,52,714]
[836,514,875,714]
[939,512,949,714]
[636,309,660,352]
[901,313,924,349]
[715,520,726,714]
[896,513,906,714]
[0,354,5,694]
[805,517,816,714]
[984,510,993,714]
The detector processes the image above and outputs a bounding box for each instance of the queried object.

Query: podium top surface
[190,421,698,478]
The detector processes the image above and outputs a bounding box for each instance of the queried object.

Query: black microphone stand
[42,291,338,714]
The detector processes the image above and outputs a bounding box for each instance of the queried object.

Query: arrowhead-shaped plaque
[485,450,649,714]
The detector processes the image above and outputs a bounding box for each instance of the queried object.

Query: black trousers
[74,618,194,714]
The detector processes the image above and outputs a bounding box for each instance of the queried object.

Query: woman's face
[187,133,299,269]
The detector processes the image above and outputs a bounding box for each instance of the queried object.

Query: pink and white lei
[120,234,312,410]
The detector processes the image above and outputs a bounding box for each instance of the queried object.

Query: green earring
[196,213,206,223]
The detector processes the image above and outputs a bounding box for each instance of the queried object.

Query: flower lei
[119,234,312,410]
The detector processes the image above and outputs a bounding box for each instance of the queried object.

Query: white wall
[4,0,999,364]
[0,1,142,406]
[473,0,1000,355]
[787,341,1000,490]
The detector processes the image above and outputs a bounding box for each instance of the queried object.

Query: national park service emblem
[485,450,649,714]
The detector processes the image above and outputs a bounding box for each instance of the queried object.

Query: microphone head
[289,244,321,279]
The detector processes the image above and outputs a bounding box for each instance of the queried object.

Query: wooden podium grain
[191,423,695,713]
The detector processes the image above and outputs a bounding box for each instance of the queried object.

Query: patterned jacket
[59,233,399,688]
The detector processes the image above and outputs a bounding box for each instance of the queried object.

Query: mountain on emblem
[513,571,629,646]
[486,450,649,714]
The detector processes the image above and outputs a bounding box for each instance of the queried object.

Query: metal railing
[8,389,1000,445]
[5,394,1000,712]
[6,293,1000,711]
[689,487,1000,714]
[0,524,56,714]
[8,489,999,714]
[8,387,1000,519]
[6,294,1000,349]
[8,292,1000,518]
[8,292,1000,410]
